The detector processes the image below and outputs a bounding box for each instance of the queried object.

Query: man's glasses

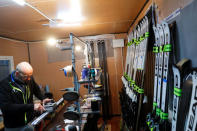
[19,71,32,79]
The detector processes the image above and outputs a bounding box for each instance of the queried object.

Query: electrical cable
[0,36,25,43]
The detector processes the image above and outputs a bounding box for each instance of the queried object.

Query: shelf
[78,72,102,84]
[80,111,100,114]
[78,79,98,84]
[80,105,100,115]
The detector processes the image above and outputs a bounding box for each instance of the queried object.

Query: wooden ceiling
[0,0,147,41]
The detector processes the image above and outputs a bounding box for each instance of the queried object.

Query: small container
[85,98,92,108]
[81,67,89,80]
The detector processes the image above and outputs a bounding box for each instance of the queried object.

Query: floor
[110,116,121,131]
[98,116,121,131]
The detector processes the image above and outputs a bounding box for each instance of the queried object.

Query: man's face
[17,71,33,83]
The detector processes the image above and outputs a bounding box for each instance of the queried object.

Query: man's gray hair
[16,62,33,73]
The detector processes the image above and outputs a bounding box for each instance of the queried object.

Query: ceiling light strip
[12,0,26,6]
[25,2,55,23]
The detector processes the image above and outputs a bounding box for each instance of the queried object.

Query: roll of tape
[63,65,73,77]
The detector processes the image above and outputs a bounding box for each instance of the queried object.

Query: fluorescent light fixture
[57,12,84,23]
[75,45,82,51]
[47,38,57,46]
[12,0,26,6]
[57,0,84,23]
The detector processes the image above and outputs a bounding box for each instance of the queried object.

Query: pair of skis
[126,16,149,99]
[147,21,171,131]
[121,25,137,129]
[135,17,150,131]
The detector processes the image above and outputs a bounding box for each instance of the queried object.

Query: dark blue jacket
[0,74,44,128]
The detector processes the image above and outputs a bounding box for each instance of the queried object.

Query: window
[0,56,14,81]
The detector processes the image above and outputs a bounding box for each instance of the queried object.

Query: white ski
[185,71,197,131]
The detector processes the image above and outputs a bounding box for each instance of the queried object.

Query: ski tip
[176,58,191,70]
[172,58,192,76]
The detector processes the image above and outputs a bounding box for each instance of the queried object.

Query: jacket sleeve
[0,87,34,115]
[32,77,44,100]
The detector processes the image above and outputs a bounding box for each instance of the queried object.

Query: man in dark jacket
[0,62,51,131]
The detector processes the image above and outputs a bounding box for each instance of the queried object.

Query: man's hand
[42,98,52,105]
[34,103,45,113]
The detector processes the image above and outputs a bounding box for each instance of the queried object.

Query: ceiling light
[47,38,57,46]
[57,13,84,23]
[12,0,26,6]
[75,45,82,51]
[57,0,84,23]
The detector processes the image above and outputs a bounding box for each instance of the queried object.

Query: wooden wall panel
[106,33,127,115]
[0,38,28,67]
[114,33,128,75]
[112,33,127,114]
[29,42,88,101]
[107,57,117,114]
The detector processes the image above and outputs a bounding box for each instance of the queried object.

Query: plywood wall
[0,38,29,67]
[29,41,84,101]
[112,34,127,114]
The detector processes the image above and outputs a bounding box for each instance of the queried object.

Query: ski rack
[121,16,150,130]
[123,19,149,95]
[135,16,149,131]
[31,33,85,129]
[57,33,91,131]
